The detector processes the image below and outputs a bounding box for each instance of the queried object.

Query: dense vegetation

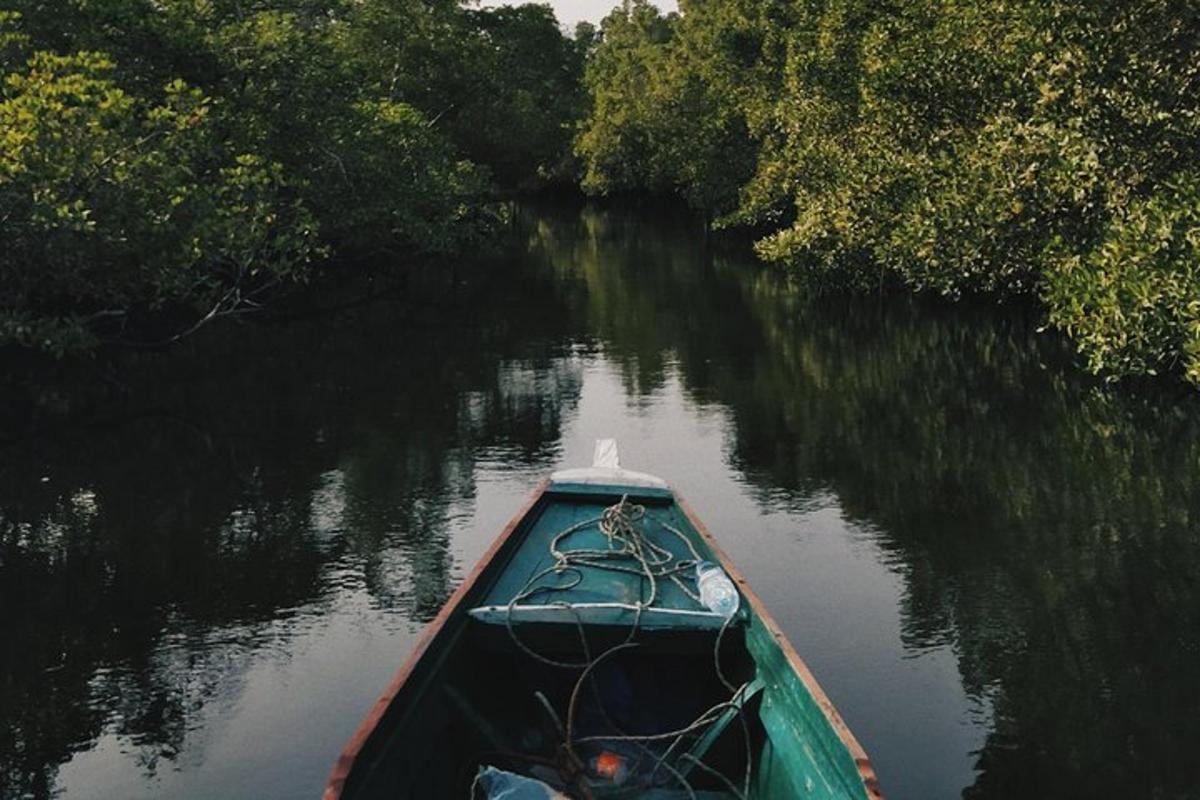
[0,1,587,351]
[576,0,1200,387]
[5,0,1199,390]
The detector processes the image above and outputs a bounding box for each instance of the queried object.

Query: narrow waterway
[2,201,1198,799]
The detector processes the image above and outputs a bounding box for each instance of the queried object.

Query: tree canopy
[0,1,587,351]
[576,0,1200,387]
[5,0,1199,389]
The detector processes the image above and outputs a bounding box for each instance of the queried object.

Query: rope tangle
[481,495,752,799]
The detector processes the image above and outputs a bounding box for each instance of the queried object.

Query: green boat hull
[325,478,882,800]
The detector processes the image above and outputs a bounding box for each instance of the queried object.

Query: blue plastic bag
[474,765,568,799]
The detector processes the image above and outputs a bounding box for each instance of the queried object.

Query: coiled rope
[481,496,752,799]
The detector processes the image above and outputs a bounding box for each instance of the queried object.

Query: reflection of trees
[0,263,582,797]
[6,199,1198,798]
[519,201,764,401]
[699,276,1200,798]
[0,461,326,797]
[521,200,1200,797]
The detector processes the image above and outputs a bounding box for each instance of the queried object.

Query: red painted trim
[322,479,550,800]
[673,488,885,800]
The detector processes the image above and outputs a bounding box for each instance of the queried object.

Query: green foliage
[460,4,591,187]
[0,2,584,352]
[576,1,674,194]
[332,98,497,253]
[577,0,757,217]
[0,46,320,349]
[1045,175,1200,384]
[204,5,497,253]
[332,0,585,190]
[577,0,1200,386]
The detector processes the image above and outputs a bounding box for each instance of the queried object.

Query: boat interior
[365,617,761,798]
[336,481,873,799]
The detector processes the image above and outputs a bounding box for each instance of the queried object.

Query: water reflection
[2,200,1199,798]
[525,202,1200,796]
[0,263,584,797]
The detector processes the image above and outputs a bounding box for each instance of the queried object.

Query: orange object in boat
[593,751,623,781]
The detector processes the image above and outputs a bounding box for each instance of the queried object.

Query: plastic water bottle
[696,560,739,617]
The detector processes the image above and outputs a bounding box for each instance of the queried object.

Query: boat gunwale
[672,487,884,800]
[321,478,551,800]
[322,477,884,800]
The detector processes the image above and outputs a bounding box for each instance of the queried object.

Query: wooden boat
[324,442,882,800]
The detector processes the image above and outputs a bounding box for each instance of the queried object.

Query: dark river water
[2,201,1199,800]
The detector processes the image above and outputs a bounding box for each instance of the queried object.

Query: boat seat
[596,791,734,799]
[467,603,741,632]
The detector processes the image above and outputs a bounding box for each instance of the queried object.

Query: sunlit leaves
[577,0,1200,386]
[1,1,583,352]
[1045,174,1200,383]
[0,36,320,348]
[576,0,757,217]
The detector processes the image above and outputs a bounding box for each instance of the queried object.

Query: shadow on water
[0,256,585,797]
[1,198,1199,798]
